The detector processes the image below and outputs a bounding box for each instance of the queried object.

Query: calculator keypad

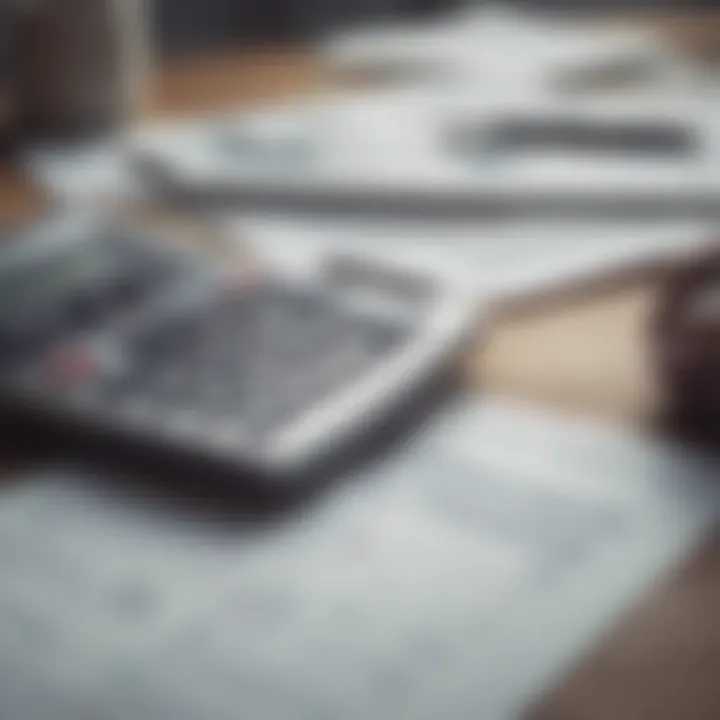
[104,283,408,442]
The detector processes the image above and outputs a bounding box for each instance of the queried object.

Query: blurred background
[2,0,720,60]
[3,3,720,720]
[128,0,720,55]
[3,0,720,148]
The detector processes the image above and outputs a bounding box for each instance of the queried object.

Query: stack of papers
[23,9,720,303]
[131,91,720,207]
[322,6,701,97]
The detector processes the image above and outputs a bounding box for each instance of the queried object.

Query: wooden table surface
[3,38,720,720]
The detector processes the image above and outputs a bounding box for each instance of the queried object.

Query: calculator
[0,214,478,493]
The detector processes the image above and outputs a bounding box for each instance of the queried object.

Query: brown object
[654,242,720,433]
[12,0,148,141]
[529,528,720,720]
[0,3,16,156]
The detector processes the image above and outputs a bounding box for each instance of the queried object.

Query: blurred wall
[155,0,467,53]
[512,0,720,8]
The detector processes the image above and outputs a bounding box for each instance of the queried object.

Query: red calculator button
[45,345,101,386]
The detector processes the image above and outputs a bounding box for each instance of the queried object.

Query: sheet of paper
[234,214,716,299]
[0,397,718,719]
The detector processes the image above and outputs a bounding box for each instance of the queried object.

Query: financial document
[0,398,718,719]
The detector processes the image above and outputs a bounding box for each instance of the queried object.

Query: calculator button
[44,345,101,387]
[168,410,201,436]
[119,396,156,420]
[222,264,264,294]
